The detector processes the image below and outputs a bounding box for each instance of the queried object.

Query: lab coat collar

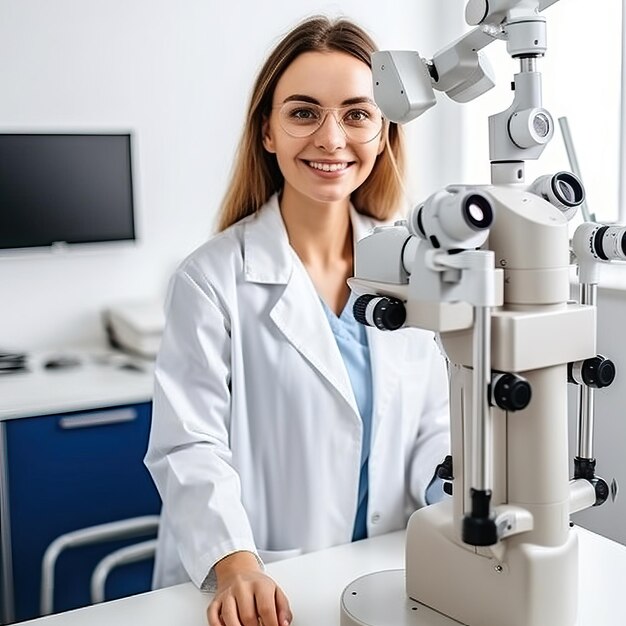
[243,193,379,285]
[243,192,404,426]
[243,194,293,284]
[244,195,406,424]
[243,193,380,419]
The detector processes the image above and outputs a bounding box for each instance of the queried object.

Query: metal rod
[577,385,595,459]
[576,283,598,459]
[472,305,492,490]
[520,57,537,73]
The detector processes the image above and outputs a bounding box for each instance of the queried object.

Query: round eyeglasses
[274,100,384,144]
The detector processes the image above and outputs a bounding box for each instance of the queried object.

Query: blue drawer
[4,401,161,621]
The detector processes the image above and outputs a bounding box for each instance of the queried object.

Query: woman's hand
[207,551,293,626]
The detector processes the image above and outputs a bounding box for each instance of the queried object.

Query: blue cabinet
[1,401,161,623]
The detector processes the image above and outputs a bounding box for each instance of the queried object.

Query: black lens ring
[416,206,426,237]
[463,194,493,231]
[353,294,376,326]
[594,226,610,261]
[550,172,584,207]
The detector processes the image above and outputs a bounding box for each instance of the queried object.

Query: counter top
[18,526,626,626]
[0,349,154,421]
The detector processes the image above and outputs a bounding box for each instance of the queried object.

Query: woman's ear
[262,116,276,153]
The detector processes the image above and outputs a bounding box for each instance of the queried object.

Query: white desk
[18,527,626,626]
[0,349,153,421]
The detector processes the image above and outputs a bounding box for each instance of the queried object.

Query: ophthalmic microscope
[340,1,623,625]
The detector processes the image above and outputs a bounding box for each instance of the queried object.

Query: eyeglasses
[274,100,383,144]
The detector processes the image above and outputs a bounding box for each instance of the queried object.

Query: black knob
[568,356,616,389]
[462,489,498,546]
[436,455,454,480]
[353,294,406,331]
[588,357,616,388]
[491,373,532,412]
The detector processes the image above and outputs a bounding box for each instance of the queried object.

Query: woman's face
[263,50,384,209]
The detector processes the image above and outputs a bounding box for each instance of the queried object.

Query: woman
[145,15,449,626]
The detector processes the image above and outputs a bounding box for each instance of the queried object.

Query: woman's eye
[344,109,369,123]
[290,108,319,121]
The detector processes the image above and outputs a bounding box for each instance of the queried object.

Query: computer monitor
[0,132,135,252]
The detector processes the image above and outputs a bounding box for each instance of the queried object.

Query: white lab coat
[145,194,450,590]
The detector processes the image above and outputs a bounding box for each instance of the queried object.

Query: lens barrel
[353,294,406,331]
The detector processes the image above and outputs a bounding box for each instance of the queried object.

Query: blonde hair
[216,16,406,232]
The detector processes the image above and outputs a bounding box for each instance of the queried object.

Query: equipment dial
[353,295,406,331]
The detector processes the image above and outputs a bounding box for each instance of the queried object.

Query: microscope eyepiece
[464,194,494,230]
[407,186,494,251]
[553,174,580,205]
[528,171,585,218]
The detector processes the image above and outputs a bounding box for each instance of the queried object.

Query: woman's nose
[314,111,346,151]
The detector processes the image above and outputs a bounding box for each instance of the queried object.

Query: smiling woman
[144,15,450,626]
[262,50,386,215]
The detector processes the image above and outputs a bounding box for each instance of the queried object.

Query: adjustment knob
[436,455,454,481]
[462,489,497,546]
[353,295,406,331]
[568,356,616,389]
[491,373,532,412]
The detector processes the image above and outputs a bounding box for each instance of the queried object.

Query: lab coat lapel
[244,195,359,418]
[366,326,406,446]
[350,207,406,445]
[270,264,359,417]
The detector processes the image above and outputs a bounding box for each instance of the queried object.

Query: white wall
[0,0,462,351]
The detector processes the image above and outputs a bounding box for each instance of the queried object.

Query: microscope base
[405,504,578,626]
[340,569,463,626]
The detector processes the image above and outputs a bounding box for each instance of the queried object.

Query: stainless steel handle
[59,407,138,429]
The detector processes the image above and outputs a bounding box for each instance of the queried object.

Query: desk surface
[18,526,626,626]
[0,349,153,421]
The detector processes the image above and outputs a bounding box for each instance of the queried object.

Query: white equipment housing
[341,1,619,625]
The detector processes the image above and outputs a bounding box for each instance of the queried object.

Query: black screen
[0,133,135,250]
